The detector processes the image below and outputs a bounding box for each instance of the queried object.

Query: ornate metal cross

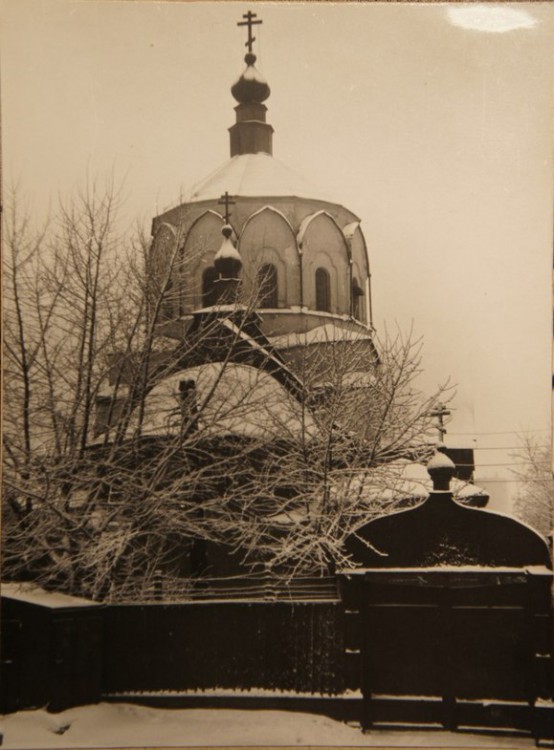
[218,191,235,224]
[237,10,262,54]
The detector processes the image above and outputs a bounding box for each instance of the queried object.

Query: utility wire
[455,462,552,468]
[450,445,549,451]
[475,478,554,483]
[448,429,550,437]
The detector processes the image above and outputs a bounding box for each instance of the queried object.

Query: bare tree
[3,181,451,600]
[2,178,200,595]
[212,326,451,578]
[512,437,553,538]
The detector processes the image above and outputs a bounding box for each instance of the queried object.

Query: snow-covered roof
[219,318,304,391]
[332,461,490,505]
[190,153,333,203]
[118,362,319,443]
[2,582,99,609]
[269,322,373,350]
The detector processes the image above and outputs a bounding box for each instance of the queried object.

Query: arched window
[257,264,278,308]
[315,267,331,312]
[202,266,218,307]
[352,277,364,321]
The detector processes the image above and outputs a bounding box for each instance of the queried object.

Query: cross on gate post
[237,10,262,54]
[218,191,236,224]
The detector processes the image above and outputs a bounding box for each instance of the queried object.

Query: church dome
[231,52,271,104]
[190,153,333,204]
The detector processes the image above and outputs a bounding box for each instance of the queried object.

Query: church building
[147,10,376,381]
[95,10,485,508]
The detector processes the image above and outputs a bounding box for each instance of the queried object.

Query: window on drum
[315,267,331,312]
[258,263,278,308]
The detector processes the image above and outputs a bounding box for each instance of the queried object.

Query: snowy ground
[0,702,535,749]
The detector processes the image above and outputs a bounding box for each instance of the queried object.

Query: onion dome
[231,52,270,104]
[214,224,242,280]
[427,444,456,492]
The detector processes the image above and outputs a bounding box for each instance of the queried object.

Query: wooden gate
[341,448,554,742]
[356,568,552,736]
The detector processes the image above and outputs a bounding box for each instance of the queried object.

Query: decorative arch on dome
[347,225,372,326]
[155,221,178,238]
[343,222,370,279]
[238,205,300,308]
[151,222,178,268]
[182,210,238,312]
[298,211,350,316]
[240,205,296,238]
[149,222,180,320]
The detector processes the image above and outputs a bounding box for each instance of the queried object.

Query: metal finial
[427,448,456,492]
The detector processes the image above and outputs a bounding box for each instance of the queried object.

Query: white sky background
[1,1,553,507]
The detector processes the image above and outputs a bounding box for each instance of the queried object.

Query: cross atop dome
[231,10,270,106]
[237,10,262,56]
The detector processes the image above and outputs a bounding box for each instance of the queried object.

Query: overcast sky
[2,0,553,505]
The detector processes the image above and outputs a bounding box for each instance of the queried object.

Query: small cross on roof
[218,191,236,224]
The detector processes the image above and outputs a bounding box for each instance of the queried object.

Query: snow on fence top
[1,582,100,609]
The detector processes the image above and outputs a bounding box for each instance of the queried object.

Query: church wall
[258,311,369,338]
[351,262,363,286]
[150,193,370,325]
[351,261,366,323]
[238,208,300,308]
[349,227,370,280]
[149,223,180,320]
[182,211,227,311]
[350,228,370,323]
[350,227,369,288]
[153,196,360,246]
[300,214,350,315]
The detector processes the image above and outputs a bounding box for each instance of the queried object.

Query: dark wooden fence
[0,593,104,714]
[103,599,345,697]
[2,571,553,743]
[1,578,347,714]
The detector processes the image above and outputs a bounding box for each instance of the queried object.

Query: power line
[457,462,552,468]
[448,429,549,437]
[474,446,528,451]
[475,478,553,483]
[452,445,549,451]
